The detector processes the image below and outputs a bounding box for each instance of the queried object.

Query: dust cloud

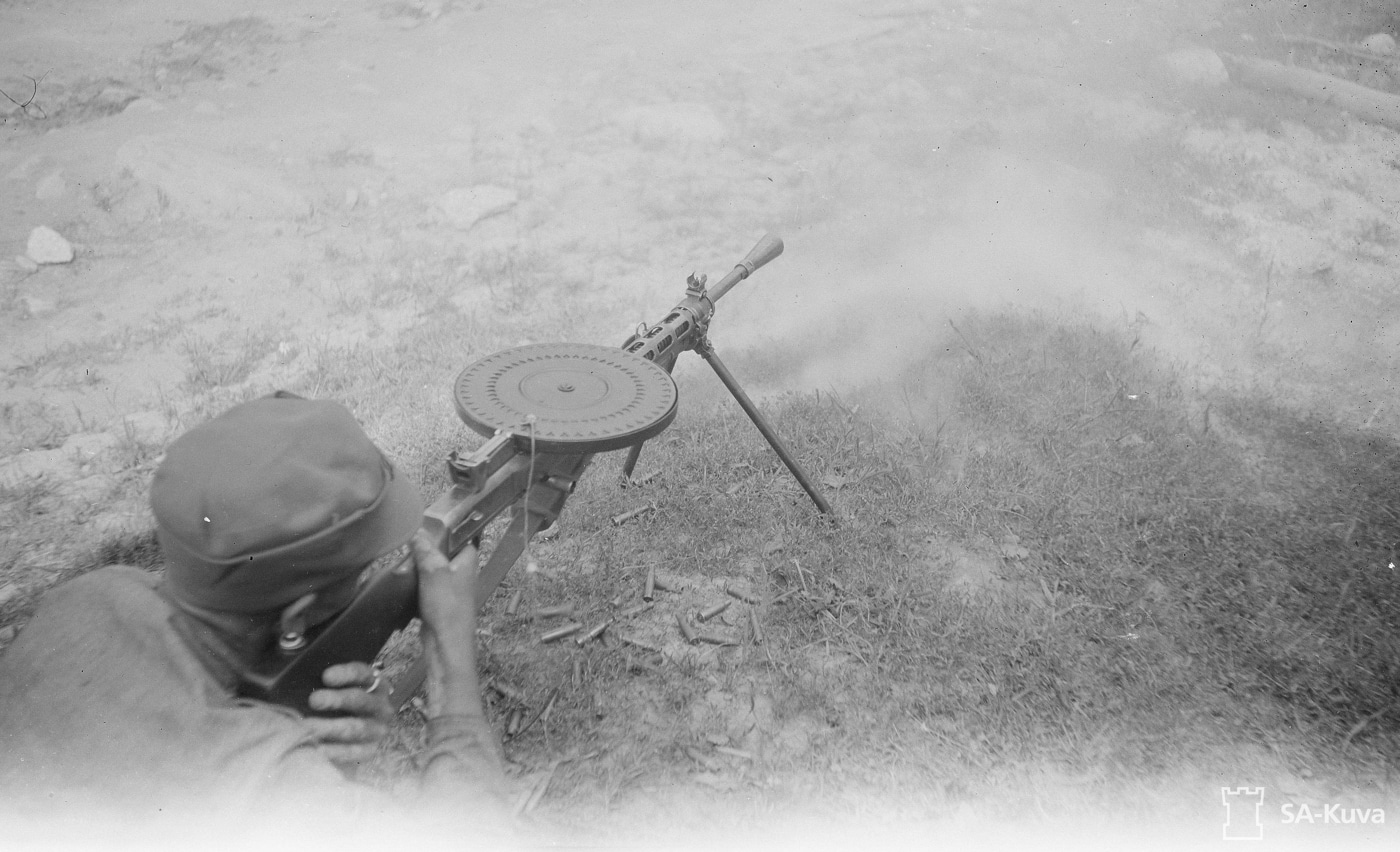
[728,147,1143,390]
[704,1,1186,393]
[707,0,1398,424]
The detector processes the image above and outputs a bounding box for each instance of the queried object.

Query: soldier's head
[150,392,423,623]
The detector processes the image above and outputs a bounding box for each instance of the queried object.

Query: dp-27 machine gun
[240,234,832,713]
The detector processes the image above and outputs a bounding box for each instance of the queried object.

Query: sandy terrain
[4,0,1398,477]
[3,0,1399,844]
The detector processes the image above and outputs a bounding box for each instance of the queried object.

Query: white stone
[26,226,74,265]
[1361,33,1396,55]
[439,185,518,230]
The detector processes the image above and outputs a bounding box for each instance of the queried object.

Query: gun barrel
[708,233,783,303]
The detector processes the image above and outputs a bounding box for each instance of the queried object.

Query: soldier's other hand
[304,661,394,763]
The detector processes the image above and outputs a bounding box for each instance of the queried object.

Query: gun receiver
[618,234,832,514]
[620,233,783,367]
[237,234,830,714]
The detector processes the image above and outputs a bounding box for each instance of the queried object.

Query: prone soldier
[0,392,510,847]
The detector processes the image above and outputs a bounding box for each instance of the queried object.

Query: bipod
[695,335,833,516]
[618,236,833,518]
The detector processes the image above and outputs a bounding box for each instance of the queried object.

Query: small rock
[20,296,56,318]
[122,98,165,114]
[1361,33,1396,55]
[95,85,142,113]
[14,255,39,273]
[26,226,74,265]
[439,185,518,230]
[1161,46,1229,87]
[35,171,66,201]
[0,582,19,608]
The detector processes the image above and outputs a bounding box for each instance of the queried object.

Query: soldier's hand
[410,530,479,651]
[304,661,394,764]
[410,529,484,718]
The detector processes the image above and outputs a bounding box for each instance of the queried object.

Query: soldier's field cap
[151,392,424,614]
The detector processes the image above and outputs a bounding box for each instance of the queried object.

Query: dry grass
[398,309,1398,836]
[3,296,1398,839]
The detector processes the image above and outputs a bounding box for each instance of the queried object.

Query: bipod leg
[620,355,677,484]
[696,340,833,517]
[620,442,644,482]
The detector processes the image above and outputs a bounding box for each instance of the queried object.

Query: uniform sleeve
[249,716,513,843]
[418,713,513,835]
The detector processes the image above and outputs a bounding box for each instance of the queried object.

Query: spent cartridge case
[619,601,654,620]
[628,470,662,487]
[611,504,655,526]
[575,620,610,646]
[534,603,576,620]
[675,614,698,645]
[492,681,528,703]
[696,600,731,623]
[621,634,662,654]
[724,585,759,604]
[643,566,656,601]
[541,622,583,643]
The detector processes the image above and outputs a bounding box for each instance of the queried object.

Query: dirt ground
[3,0,1400,846]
